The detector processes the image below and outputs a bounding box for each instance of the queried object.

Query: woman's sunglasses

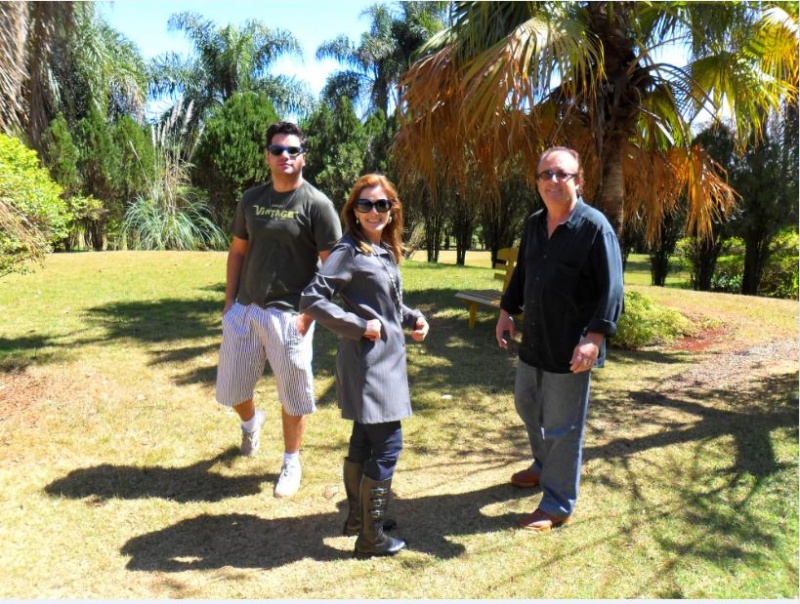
[355,199,393,214]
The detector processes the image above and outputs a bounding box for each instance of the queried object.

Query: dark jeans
[347,420,403,481]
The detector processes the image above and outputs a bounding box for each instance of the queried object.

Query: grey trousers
[514,361,592,518]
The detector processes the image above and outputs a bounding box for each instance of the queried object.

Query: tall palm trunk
[596,141,625,239]
[0,2,28,134]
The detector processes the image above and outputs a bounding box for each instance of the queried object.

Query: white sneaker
[274,461,302,498]
[240,409,267,456]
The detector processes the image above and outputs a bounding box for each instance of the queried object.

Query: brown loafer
[518,508,571,532]
[510,468,540,488]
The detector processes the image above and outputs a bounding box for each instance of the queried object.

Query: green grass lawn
[0,250,796,599]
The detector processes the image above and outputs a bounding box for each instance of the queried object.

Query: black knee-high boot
[342,459,363,536]
[343,459,397,536]
[354,475,405,558]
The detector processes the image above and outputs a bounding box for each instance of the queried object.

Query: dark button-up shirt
[500,199,624,373]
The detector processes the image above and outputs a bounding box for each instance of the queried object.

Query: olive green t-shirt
[231,180,342,311]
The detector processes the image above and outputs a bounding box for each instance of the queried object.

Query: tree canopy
[149,12,312,123]
[394,1,799,244]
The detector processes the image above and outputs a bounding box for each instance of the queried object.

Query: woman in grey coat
[300,174,429,558]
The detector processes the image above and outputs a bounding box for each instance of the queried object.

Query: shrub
[709,238,745,293]
[123,102,226,251]
[612,291,694,349]
[0,134,69,275]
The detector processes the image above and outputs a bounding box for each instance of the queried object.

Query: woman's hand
[363,319,382,341]
[411,317,429,341]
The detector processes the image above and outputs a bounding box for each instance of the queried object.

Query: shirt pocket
[547,261,581,300]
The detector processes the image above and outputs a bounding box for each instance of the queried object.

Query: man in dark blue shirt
[496,146,624,531]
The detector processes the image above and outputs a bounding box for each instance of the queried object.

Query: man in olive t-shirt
[215,122,341,498]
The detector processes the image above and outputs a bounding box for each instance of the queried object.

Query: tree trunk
[595,141,625,239]
[741,235,769,295]
[451,200,475,267]
[648,209,683,286]
[691,235,725,291]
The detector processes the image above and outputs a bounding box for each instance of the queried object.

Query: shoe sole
[510,479,539,488]
[519,517,571,532]
[274,481,301,498]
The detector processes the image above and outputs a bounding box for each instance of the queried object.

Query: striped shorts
[215,302,316,415]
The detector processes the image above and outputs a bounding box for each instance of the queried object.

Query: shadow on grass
[586,372,798,477]
[87,298,222,343]
[119,482,531,571]
[0,334,75,371]
[582,370,798,588]
[44,448,274,503]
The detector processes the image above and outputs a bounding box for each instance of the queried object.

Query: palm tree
[316,1,448,115]
[0,1,29,136]
[394,1,798,245]
[149,12,311,122]
[0,2,146,148]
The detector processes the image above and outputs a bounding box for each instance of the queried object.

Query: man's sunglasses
[268,144,306,158]
[537,170,577,182]
[355,198,393,214]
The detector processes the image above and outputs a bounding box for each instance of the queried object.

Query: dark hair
[341,174,404,264]
[266,122,307,148]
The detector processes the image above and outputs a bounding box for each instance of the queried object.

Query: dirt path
[664,337,798,393]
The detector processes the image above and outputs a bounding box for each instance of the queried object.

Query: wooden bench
[455,247,519,328]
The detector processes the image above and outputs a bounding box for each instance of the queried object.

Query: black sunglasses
[267,144,305,158]
[355,198,393,213]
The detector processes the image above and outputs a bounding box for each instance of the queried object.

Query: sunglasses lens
[268,145,304,157]
[356,199,392,213]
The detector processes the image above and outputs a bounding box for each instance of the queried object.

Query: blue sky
[98,0,380,98]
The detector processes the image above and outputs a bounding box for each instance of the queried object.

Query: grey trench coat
[300,234,424,424]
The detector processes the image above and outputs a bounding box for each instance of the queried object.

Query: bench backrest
[494,247,519,290]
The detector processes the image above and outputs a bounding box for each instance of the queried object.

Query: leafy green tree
[303,98,369,209]
[647,206,685,287]
[193,91,279,224]
[395,1,798,246]
[72,106,119,249]
[111,115,154,207]
[41,113,84,250]
[683,125,738,291]
[725,104,798,295]
[0,134,68,274]
[732,127,785,295]
[149,12,311,124]
[363,109,396,175]
[41,114,81,199]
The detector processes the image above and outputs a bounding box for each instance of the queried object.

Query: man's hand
[363,319,382,341]
[495,310,515,348]
[569,332,603,373]
[411,317,429,342]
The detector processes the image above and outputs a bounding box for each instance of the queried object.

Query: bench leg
[468,303,477,329]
